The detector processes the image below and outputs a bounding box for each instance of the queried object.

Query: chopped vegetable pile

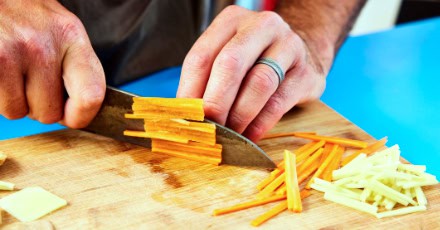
[124,97,222,165]
[213,133,438,226]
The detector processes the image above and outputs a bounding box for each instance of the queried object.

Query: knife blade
[83,86,276,168]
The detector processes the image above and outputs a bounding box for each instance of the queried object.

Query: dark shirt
[59,0,217,85]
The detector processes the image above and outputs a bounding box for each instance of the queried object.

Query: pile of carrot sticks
[213,133,387,226]
[123,97,222,165]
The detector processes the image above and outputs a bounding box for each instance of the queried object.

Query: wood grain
[0,101,438,229]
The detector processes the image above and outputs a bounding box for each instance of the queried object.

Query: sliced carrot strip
[257,172,285,199]
[152,139,222,157]
[262,132,316,140]
[251,190,310,227]
[124,130,189,143]
[284,151,302,212]
[319,143,334,164]
[212,194,286,216]
[152,146,221,165]
[297,148,324,173]
[293,133,368,148]
[322,146,345,181]
[341,137,388,166]
[257,168,283,191]
[251,201,288,227]
[297,160,320,184]
[305,144,339,189]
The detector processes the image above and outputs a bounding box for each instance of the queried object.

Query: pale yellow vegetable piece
[0,187,67,222]
[324,192,378,216]
[0,181,15,191]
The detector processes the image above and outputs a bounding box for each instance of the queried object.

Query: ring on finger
[255,57,285,86]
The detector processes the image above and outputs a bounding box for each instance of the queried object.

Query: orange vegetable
[284,151,302,212]
[322,146,345,181]
[305,145,339,189]
[250,190,311,227]
[262,132,316,140]
[212,194,286,216]
[341,137,388,166]
[293,133,368,148]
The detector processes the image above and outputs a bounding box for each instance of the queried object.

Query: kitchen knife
[83,86,276,169]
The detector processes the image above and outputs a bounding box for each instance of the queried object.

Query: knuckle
[216,50,243,73]
[59,15,87,43]
[222,5,241,15]
[265,96,286,119]
[248,67,278,94]
[203,98,228,118]
[184,51,211,70]
[229,110,253,128]
[77,86,105,111]
[38,111,63,124]
[258,11,283,27]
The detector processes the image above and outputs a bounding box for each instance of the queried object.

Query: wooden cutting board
[0,101,439,229]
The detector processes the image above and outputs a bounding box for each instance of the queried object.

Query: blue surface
[0,18,439,176]
[322,17,440,176]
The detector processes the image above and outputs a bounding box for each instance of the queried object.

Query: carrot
[298,160,320,184]
[250,190,311,227]
[251,201,288,227]
[297,148,324,174]
[319,143,334,164]
[322,146,345,181]
[341,137,388,166]
[152,139,222,157]
[212,194,286,216]
[257,168,283,191]
[284,151,302,212]
[292,133,368,148]
[305,145,339,189]
[262,132,316,140]
[258,142,319,191]
[257,172,286,199]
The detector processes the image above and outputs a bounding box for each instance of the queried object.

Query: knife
[83,86,276,168]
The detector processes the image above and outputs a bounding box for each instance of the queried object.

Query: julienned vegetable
[124,97,222,165]
[311,145,438,218]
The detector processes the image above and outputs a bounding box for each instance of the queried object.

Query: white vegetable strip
[414,186,427,206]
[324,192,378,216]
[0,181,15,191]
[366,180,416,206]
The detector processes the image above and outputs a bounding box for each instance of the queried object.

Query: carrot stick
[257,172,285,199]
[212,194,286,216]
[284,151,302,212]
[257,168,283,191]
[250,190,310,227]
[262,132,316,140]
[259,142,319,191]
[305,145,339,189]
[341,137,388,166]
[292,133,368,148]
[251,201,288,227]
[297,148,324,174]
[275,184,286,195]
[297,160,320,184]
[319,143,334,164]
[322,146,345,181]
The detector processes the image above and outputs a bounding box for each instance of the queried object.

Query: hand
[0,0,105,128]
[177,6,327,142]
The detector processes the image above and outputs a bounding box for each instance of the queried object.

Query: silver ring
[255,57,285,85]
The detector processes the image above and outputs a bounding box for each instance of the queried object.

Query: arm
[276,0,367,74]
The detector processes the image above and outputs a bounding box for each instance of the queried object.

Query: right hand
[0,0,106,128]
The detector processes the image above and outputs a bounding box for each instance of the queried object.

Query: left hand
[177,6,327,142]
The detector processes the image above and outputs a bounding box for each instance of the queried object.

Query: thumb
[60,27,106,129]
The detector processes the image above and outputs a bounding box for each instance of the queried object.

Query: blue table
[1,18,439,176]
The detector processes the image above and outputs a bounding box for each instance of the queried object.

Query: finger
[60,19,106,129]
[177,5,247,98]
[203,12,282,125]
[243,62,326,142]
[226,37,297,133]
[25,43,64,124]
[0,48,28,119]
